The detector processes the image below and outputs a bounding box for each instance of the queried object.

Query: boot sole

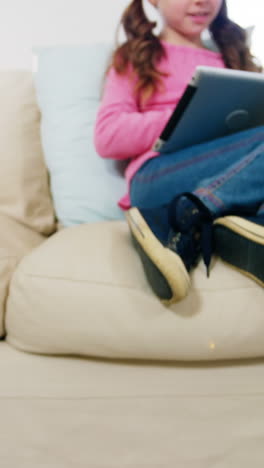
[126,208,190,305]
[214,216,264,287]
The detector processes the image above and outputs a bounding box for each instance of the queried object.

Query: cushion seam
[15,272,258,291]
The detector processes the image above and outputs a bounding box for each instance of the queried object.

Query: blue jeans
[130,126,264,218]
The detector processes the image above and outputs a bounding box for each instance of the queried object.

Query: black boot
[126,194,213,305]
[214,214,264,287]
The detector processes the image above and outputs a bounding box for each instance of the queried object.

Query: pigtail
[110,0,167,103]
[210,0,262,72]
[107,0,262,103]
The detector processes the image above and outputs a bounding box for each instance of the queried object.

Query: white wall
[0,0,262,69]
[227,0,264,66]
[0,0,129,68]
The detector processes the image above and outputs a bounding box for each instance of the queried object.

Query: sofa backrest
[0,71,56,236]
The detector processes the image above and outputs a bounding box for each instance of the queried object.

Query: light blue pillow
[34,44,126,226]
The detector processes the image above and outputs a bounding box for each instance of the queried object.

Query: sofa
[0,58,264,466]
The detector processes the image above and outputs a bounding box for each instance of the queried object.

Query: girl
[94,0,264,305]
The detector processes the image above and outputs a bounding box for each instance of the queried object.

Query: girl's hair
[110,0,262,102]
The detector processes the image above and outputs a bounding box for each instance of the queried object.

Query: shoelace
[168,192,214,276]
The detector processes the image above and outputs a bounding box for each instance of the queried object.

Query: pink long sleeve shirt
[94,41,225,209]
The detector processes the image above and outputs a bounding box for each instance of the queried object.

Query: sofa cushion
[2,341,264,467]
[0,213,44,338]
[34,44,126,227]
[0,71,56,236]
[6,221,264,361]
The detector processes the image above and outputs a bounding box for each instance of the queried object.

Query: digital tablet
[153,66,264,153]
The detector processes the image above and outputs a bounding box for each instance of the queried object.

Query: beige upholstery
[0,71,56,236]
[0,213,44,338]
[6,220,264,360]
[1,341,264,467]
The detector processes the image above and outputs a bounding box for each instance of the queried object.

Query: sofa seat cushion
[2,341,264,466]
[0,214,44,338]
[6,221,264,361]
